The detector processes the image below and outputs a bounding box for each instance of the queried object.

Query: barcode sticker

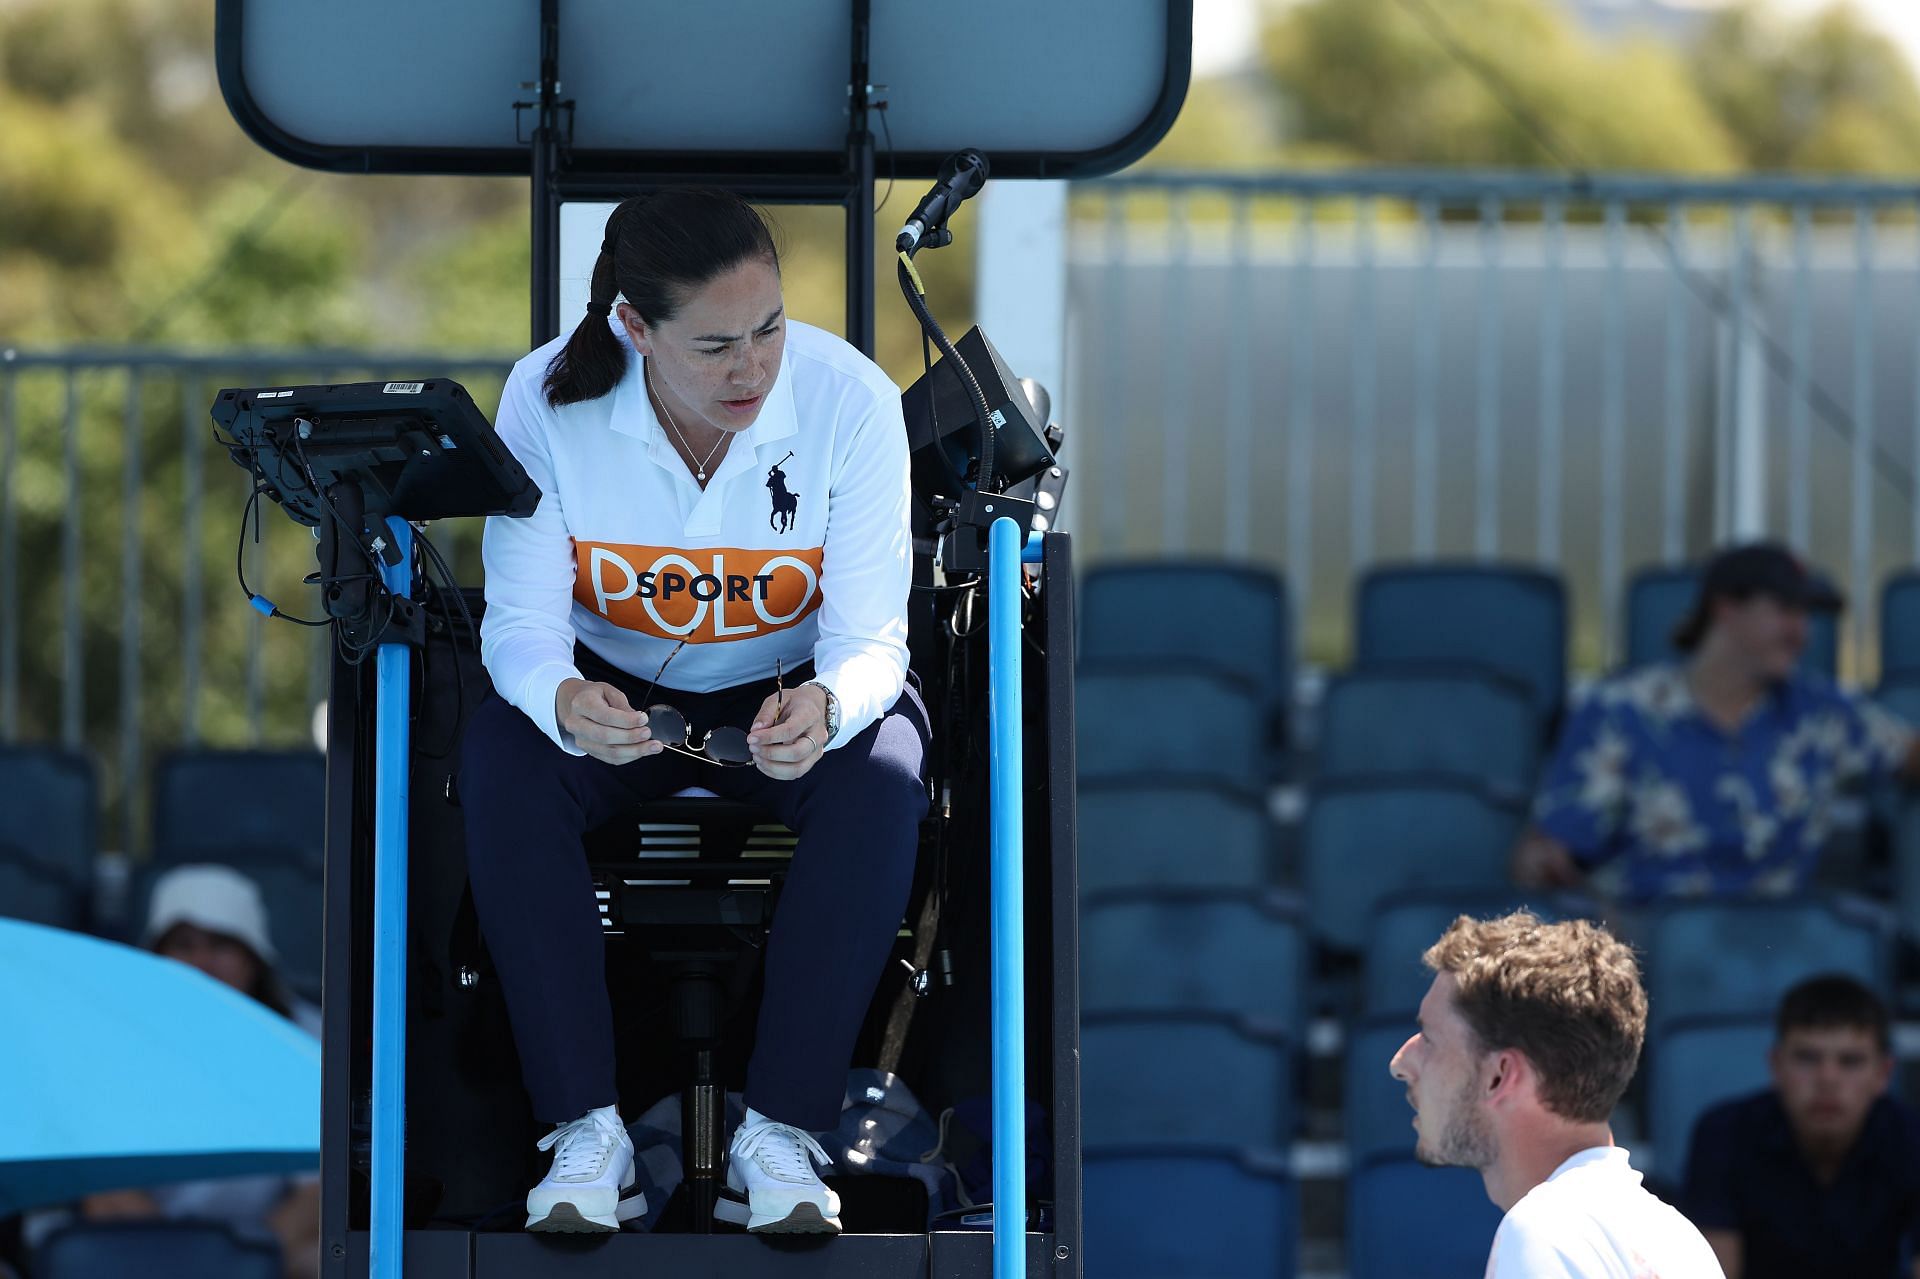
[383,382,425,394]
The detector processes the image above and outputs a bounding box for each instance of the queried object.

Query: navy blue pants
[460,647,930,1131]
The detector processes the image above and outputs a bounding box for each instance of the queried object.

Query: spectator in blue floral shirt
[1513,543,1920,901]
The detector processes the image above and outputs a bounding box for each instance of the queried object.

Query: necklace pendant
[697,470,706,481]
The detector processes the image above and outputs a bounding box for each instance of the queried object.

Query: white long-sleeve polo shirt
[480,317,912,756]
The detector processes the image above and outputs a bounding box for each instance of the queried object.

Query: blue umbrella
[0,916,320,1214]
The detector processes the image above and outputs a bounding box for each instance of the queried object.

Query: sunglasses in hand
[637,642,785,768]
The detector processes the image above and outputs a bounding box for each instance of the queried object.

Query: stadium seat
[1078,780,1274,894]
[1882,570,1920,679]
[1869,678,1920,841]
[150,749,326,870]
[1625,563,1838,679]
[1081,1013,1294,1150]
[1083,1149,1296,1278]
[1318,664,1539,800]
[1888,798,1920,944]
[1646,1015,1775,1185]
[1076,664,1267,791]
[1643,899,1887,1038]
[1344,1016,1419,1165]
[0,745,97,931]
[1877,675,1920,728]
[1347,1155,1504,1279]
[1081,890,1306,1032]
[34,1220,280,1279]
[1302,779,1526,951]
[1353,563,1567,728]
[1364,890,1588,1017]
[1080,560,1291,748]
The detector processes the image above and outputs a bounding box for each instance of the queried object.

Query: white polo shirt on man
[480,317,911,755]
[1485,1147,1725,1278]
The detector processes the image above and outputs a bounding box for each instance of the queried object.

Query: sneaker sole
[746,1201,843,1235]
[526,1202,620,1233]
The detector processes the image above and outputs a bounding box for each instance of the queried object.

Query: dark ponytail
[543,188,780,408]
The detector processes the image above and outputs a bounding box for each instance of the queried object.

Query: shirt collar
[1545,1145,1629,1182]
[1657,661,1797,736]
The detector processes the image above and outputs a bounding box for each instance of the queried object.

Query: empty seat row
[1083,558,1920,732]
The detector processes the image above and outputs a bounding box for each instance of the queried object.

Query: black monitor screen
[211,378,540,525]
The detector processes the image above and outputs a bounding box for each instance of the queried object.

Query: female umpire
[459,188,930,1237]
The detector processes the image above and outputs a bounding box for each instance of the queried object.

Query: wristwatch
[803,680,840,744]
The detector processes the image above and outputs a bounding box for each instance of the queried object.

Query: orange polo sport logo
[573,542,825,642]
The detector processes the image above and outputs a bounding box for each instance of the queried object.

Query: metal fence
[1063,171,1920,675]
[0,350,513,852]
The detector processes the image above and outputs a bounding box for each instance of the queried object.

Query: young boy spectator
[1683,975,1920,1279]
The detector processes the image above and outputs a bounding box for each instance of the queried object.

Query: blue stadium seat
[1888,798,1920,944]
[1868,678,1920,839]
[1643,900,1887,1038]
[1084,1149,1296,1278]
[1647,1015,1775,1185]
[1076,664,1266,791]
[1364,890,1588,1016]
[1347,1155,1504,1279]
[1302,779,1526,951]
[35,1220,280,1279]
[1078,780,1274,894]
[1081,1013,1294,1150]
[1344,1017,1420,1165]
[1353,563,1567,727]
[150,749,326,871]
[1881,571,1920,679]
[1081,560,1291,747]
[1626,563,1838,679]
[1876,675,1920,729]
[0,745,96,930]
[1319,664,1539,801]
[240,862,324,1002]
[1081,891,1306,1032]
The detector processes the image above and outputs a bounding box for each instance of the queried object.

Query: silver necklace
[648,365,727,482]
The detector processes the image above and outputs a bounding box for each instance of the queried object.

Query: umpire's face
[1390,974,1498,1168]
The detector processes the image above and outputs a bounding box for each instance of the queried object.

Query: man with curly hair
[1390,911,1723,1276]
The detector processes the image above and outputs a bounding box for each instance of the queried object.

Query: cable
[235,483,329,627]
[874,99,898,216]
[898,254,998,493]
[1393,0,1916,499]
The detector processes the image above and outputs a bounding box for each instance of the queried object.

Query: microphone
[895,149,990,254]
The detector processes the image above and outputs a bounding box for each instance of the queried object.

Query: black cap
[1672,542,1844,652]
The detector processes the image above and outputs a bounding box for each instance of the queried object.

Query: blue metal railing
[370,517,414,1279]
[988,515,1027,1277]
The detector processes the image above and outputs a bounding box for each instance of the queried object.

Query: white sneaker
[714,1109,843,1234]
[525,1106,647,1232]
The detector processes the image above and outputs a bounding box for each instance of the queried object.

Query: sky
[1191,0,1920,79]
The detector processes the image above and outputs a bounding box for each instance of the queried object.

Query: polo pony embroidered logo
[767,452,799,534]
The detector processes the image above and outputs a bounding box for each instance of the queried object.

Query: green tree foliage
[1689,2,1920,173]
[1257,0,1920,175]
[1260,0,1741,171]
